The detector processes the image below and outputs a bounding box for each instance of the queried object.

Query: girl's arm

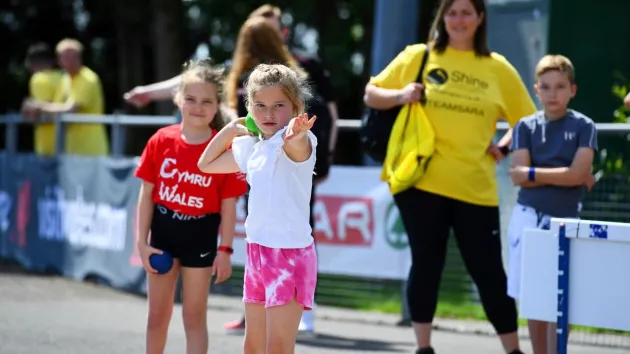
[283,114,316,162]
[136,181,155,246]
[198,120,249,174]
[219,197,237,250]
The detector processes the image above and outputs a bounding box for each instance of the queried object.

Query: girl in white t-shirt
[198,63,318,353]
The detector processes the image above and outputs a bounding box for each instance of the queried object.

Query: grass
[351,292,629,336]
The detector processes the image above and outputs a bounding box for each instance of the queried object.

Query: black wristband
[499,145,511,156]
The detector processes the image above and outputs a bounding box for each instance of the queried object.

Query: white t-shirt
[232,127,317,249]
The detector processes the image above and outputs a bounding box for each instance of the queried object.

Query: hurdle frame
[557,223,570,354]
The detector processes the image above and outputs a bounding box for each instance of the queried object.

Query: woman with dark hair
[224,16,305,116]
[363,0,536,353]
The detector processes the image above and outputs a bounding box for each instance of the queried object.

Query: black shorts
[150,205,221,268]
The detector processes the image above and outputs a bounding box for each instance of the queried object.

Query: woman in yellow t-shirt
[363,1,536,353]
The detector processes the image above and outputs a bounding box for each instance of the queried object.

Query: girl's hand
[138,242,163,274]
[228,118,254,137]
[284,113,317,141]
[212,252,232,284]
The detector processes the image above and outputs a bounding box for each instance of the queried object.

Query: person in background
[508,55,597,354]
[20,42,63,156]
[624,91,630,109]
[246,4,339,170]
[221,5,338,337]
[363,0,536,353]
[21,38,109,156]
[123,4,339,166]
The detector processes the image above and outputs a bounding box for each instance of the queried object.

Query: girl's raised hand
[284,113,317,141]
[229,118,254,137]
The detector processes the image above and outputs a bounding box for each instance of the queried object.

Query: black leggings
[394,188,517,334]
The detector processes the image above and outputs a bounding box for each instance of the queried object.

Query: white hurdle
[518,218,630,353]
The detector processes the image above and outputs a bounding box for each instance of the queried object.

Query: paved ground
[0,269,627,354]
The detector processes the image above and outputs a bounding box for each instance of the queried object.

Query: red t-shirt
[135,124,247,216]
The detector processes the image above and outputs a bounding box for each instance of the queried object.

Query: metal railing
[0,113,363,155]
[4,112,630,155]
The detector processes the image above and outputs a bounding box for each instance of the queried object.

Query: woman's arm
[363,83,423,110]
[198,121,247,174]
[326,101,339,154]
[22,97,77,114]
[624,91,630,109]
[123,75,182,107]
[363,44,426,110]
[497,128,513,150]
[363,84,403,110]
[136,181,155,246]
[141,75,182,100]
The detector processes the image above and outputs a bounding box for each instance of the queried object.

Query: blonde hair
[535,55,575,84]
[245,64,312,116]
[175,58,229,131]
[226,16,305,110]
[56,38,83,54]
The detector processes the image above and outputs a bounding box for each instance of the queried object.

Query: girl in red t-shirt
[134,58,247,353]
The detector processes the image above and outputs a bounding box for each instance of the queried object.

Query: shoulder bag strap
[389,45,431,167]
[417,45,430,106]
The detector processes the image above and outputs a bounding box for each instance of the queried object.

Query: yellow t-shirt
[29,69,63,156]
[53,66,109,156]
[370,44,536,206]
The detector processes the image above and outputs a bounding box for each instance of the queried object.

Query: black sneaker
[508,350,525,354]
[416,347,435,354]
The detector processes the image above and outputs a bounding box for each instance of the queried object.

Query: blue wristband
[528,167,536,182]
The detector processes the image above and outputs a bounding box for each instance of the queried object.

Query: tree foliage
[1,0,373,159]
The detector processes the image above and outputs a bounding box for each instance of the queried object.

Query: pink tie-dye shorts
[243,241,317,310]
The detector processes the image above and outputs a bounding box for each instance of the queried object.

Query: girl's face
[443,0,483,45]
[250,86,294,138]
[178,80,219,129]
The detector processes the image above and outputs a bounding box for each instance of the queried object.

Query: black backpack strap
[416,45,430,84]
[417,46,430,105]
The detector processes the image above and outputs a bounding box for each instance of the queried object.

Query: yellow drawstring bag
[381,102,435,195]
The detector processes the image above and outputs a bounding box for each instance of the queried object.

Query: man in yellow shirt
[21,43,63,156]
[22,38,109,156]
